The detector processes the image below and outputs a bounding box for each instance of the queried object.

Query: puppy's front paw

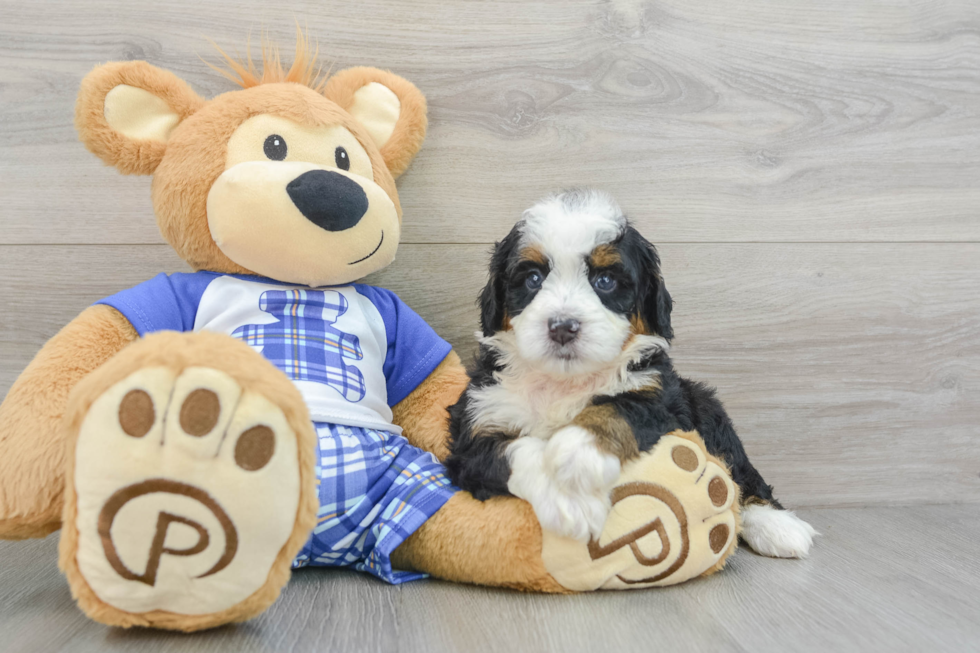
[506,432,618,542]
[544,426,620,497]
[533,486,611,542]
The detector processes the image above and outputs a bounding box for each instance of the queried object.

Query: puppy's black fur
[445,222,781,509]
[445,353,516,500]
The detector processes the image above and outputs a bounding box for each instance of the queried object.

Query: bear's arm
[0,304,137,538]
[390,350,468,461]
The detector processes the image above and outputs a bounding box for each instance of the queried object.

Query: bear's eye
[335,146,350,171]
[263,134,287,161]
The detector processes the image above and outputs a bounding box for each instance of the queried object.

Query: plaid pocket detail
[231,289,367,402]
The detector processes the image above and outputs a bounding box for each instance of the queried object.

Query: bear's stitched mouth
[348,231,384,265]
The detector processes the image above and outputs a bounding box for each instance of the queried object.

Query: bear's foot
[540,431,739,590]
[59,332,317,631]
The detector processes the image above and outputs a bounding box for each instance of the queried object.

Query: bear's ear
[76,61,205,175]
[324,67,427,178]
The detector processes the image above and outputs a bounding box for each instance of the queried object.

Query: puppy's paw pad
[71,366,302,616]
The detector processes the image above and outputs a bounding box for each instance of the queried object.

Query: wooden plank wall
[1,0,978,508]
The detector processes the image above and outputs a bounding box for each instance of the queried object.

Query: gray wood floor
[1,0,979,651]
[2,506,978,653]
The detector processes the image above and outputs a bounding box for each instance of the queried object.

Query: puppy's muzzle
[287,170,369,232]
[548,317,580,346]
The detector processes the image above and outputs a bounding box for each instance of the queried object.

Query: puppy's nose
[287,170,369,232]
[548,318,580,346]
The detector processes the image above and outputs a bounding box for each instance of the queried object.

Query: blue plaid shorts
[291,422,458,584]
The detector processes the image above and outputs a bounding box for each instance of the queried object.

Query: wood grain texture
[2,1,979,646]
[1,0,979,244]
[0,243,977,509]
[1,506,977,653]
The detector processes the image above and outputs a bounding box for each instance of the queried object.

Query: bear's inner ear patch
[104,84,181,143]
[348,82,400,149]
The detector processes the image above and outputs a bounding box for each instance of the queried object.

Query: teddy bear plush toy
[0,36,740,631]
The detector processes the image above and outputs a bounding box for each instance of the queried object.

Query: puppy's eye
[525,270,544,290]
[263,134,287,161]
[593,273,617,293]
[335,146,350,171]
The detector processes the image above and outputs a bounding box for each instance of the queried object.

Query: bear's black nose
[286,170,369,232]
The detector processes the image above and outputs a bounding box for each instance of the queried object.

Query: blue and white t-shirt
[97,272,452,433]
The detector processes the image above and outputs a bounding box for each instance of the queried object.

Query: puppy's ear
[627,226,673,341]
[76,61,205,175]
[479,225,522,337]
[648,274,674,341]
[324,67,427,178]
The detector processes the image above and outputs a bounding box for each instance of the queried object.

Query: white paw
[506,429,619,542]
[533,485,611,543]
[544,426,621,497]
[72,366,302,615]
[740,503,818,558]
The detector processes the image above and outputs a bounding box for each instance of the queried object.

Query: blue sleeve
[354,285,453,407]
[95,272,217,336]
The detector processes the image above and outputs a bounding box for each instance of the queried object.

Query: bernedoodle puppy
[444,189,816,558]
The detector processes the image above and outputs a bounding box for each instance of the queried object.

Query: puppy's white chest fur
[466,333,663,440]
[469,372,601,439]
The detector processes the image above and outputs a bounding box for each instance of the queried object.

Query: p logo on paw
[540,432,739,591]
[97,478,239,587]
[58,332,319,629]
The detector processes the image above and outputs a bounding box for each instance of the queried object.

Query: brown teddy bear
[0,34,740,632]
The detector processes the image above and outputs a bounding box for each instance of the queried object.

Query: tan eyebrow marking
[518,245,548,266]
[589,243,621,268]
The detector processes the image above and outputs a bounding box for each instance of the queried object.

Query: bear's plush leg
[394,431,741,592]
[391,492,568,592]
[0,305,138,539]
[58,331,318,631]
